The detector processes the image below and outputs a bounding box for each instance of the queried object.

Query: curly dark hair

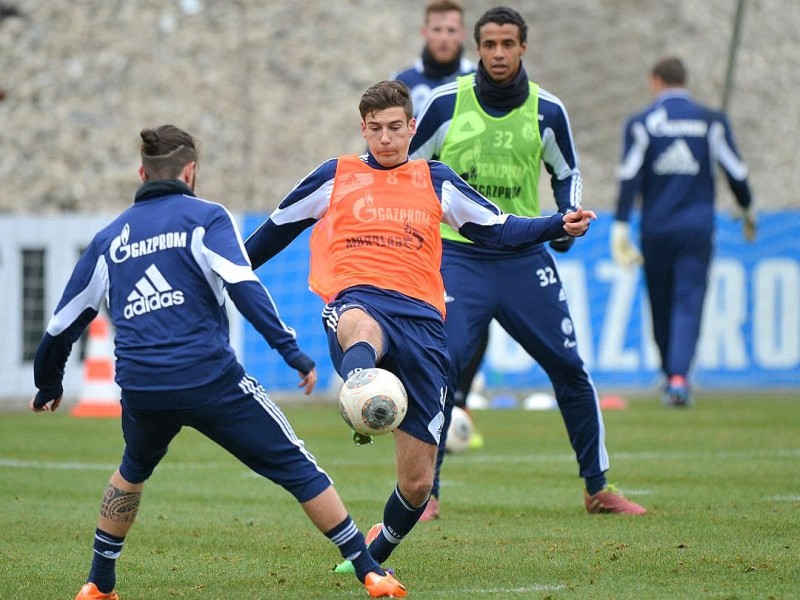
[473,6,527,45]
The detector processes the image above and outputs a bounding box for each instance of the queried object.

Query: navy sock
[326,516,383,583]
[368,486,427,564]
[585,474,608,496]
[341,341,377,381]
[88,528,125,593]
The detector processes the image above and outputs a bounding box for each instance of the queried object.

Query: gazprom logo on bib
[124,264,184,319]
[110,223,187,264]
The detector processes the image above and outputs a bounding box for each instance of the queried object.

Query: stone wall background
[1,0,797,215]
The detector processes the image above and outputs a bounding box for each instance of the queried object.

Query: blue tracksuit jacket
[34,179,309,401]
[615,88,752,235]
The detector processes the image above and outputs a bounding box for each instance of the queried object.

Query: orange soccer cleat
[364,571,407,598]
[585,485,647,515]
[365,522,383,545]
[75,582,119,600]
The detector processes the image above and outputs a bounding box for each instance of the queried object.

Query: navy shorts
[119,364,332,503]
[322,288,448,446]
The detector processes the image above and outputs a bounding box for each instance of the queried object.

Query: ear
[649,75,664,95]
[138,165,147,182]
[180,161,196,185]
[408,117,417,137]
[360,120,368,140]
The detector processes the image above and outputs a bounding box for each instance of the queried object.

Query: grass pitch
[2,393,798,599]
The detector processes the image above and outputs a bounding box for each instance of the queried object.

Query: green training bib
[439,75,542,243]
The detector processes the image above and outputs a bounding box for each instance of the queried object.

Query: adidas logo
[123,264,184,319]
[653,139,699,175]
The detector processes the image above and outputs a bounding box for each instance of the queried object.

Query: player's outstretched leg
[75,469,142,600]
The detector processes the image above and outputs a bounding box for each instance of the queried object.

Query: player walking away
[612,56,755,407]
[30,125,406,600]
[245,80,596,573]
[410,6,647,519]
[391,0,476,118]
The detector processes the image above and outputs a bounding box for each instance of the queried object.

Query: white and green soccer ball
[445,406,474,453]
[339,368,408,436]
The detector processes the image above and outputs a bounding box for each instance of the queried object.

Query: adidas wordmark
[123,264,184,319]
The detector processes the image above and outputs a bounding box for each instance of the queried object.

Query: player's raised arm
[429,161,592,248]
[244,159,338,270]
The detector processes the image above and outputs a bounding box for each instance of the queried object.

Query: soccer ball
[445,406,473,453]
[338,368,408,436]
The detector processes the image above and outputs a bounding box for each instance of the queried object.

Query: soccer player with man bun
[31,124,405,599]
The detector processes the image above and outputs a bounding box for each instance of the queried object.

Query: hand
[610,221,643,267]
[561,207,597,237]
[549,235,575,253]
[297,367,317,395]
[30,392,63,412]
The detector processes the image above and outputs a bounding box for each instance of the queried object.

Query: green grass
[2,394,799,599]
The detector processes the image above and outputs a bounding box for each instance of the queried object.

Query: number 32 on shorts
[535,266,557,287]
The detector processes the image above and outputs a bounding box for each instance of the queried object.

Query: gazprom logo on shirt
[645,107,707,137]
[110,223,187,264]
[352,191,431,226]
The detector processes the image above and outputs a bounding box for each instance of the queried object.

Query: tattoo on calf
[100,485,141,523]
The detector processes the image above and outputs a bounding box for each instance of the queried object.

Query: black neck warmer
[475,60,530,112]
[421,45,464,79]
[134,179,195,202]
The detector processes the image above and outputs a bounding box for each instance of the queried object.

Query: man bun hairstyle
[359,80,414,121]
[474,6,527,45]
[140,124,198,180]
[652,57,687,86]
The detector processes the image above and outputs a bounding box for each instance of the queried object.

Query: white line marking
[0,459,117,471]
[2,448,797,472]
[429,584,568,594]
[0,458,230,471]
[341,584,568,596]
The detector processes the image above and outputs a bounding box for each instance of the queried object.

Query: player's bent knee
[119,450,168,484]
[119,462,155,485]
[398,478,434,508]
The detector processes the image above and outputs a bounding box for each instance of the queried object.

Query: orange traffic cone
[70,314,121,418]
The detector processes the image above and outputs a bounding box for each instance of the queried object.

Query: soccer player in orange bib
[245,80,595,571]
